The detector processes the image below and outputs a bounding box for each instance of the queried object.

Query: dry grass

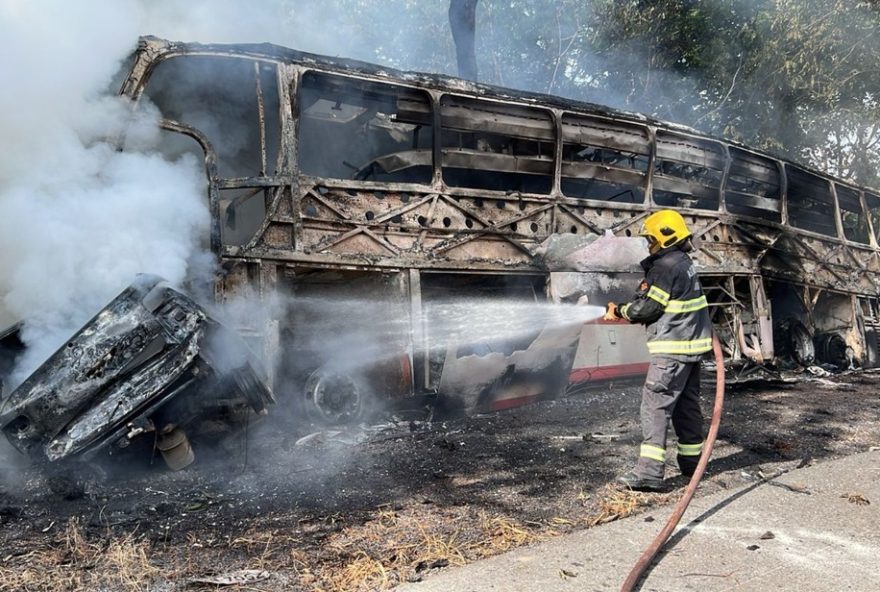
[296,506,557,592]
[474,514,550,556]
[0,518,159,592]
[321,552,391,591]
[584,484,677,527]
[0,487,677,592]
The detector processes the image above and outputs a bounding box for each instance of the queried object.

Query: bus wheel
[303,366,367,425]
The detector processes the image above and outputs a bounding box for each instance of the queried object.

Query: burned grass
[0,518,159,592]
[0,507,556,591]
[0,491,674,591]
[231,506,556,590]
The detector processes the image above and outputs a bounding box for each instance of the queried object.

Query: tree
[449,0,479,80]
[282,0,880,187]
[581,0,880,184]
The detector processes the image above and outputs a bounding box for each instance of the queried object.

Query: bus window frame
[135,52,291,252]
[834,182,874,247]
[721,145,784,223]
[438,93,558,196]
[864,190,880,248]
[651,129,726,212]
[558,111,651,206]
[292,69,437,188]
[783,164,840,240]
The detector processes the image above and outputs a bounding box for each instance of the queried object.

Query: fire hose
[620,333,725,592]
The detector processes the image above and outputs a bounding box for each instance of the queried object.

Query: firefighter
[604,209,712,491]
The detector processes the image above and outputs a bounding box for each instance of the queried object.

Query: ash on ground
[1,371,879,591]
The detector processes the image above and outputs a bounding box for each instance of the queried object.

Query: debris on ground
[841,493,870,506]
[187,569,272,587]
[0,373,879,591]
[0,275,273,477]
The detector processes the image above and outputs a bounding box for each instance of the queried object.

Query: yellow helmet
[639,209,691,253]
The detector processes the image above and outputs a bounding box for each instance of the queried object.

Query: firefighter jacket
[618,245,712,362]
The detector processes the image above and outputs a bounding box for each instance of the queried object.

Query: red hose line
[620,333,726,592]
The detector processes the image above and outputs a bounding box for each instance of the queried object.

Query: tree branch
[696,54,744,125]
[547,8,580,94]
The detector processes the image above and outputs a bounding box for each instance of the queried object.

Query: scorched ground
[1,371,879,591]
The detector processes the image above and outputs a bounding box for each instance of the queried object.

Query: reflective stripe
[677,442,703,457]
[647,285,670,306]
[647,337,713,355]
[640,443,666,462]
[620,303,632,321]
[665,295,708,314]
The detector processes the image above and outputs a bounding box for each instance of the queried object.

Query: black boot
[678,457,699,478]
[617,470,663,492]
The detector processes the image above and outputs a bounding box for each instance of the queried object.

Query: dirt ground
[1,368,880,591]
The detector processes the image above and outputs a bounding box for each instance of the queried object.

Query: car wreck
[0,275,274,472]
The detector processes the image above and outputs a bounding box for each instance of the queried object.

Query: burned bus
[119,36,880,423]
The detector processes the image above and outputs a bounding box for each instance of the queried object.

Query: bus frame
[119,36,880,420]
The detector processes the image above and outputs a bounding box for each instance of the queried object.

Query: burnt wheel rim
[306,370,362,423]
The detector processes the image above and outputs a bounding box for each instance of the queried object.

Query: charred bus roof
[123,36,879,198]
[124,36,657,125]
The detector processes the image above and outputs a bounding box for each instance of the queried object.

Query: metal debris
[0,275,273,471]
[293,429,367,447]
[590,432,621,442]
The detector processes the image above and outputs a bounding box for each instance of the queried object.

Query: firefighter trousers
[635,356,704,480]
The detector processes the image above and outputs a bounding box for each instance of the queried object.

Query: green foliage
[283,0,880,187]
[576,0,880,185]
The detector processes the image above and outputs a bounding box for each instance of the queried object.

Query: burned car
[0,275,273,472]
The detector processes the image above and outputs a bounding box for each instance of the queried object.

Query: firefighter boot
[617,470,663,492]
[678,456,699,478]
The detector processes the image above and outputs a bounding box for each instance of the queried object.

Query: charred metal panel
[417,272,572,411]
[438,324,582,412]
[542,234,651,383]
[0,276,273,465]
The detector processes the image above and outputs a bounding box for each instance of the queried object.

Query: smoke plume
[0,1,214,384]
[0,0,464,386]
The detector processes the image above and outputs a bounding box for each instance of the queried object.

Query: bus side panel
[570,320,649,384]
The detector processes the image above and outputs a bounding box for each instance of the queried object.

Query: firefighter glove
[604,302,621,321]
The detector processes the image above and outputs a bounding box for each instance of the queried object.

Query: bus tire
[302,365,370,425]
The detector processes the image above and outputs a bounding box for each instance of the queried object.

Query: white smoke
[0,0,453,385]
[138,0,453,72]
[139,0,292,47]
[0,0,211,382]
